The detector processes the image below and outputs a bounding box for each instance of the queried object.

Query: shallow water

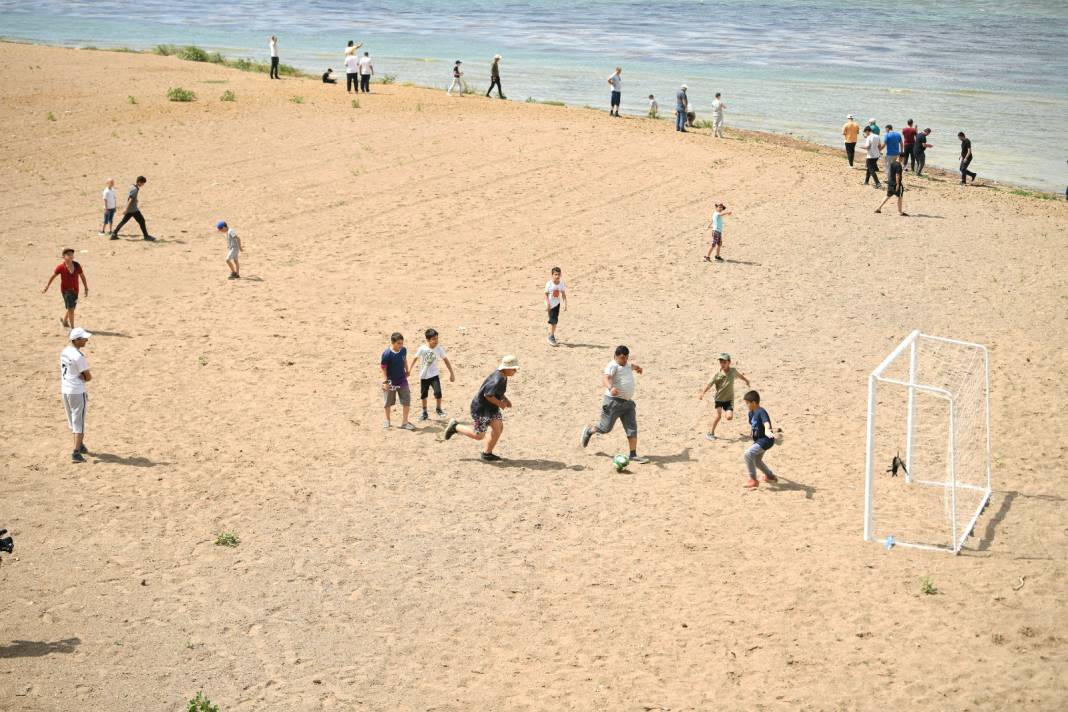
[2,0,1067,190]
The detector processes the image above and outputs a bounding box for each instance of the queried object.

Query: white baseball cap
[69,327,92,341]
[497,355,520,371]
[847,114,854,119]
[681,84,688,90]
[494,54,502,60]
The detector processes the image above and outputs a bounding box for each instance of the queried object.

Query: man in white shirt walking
[607,67,622,117]
[100,178,116,235]
[61,327,93,463]
[358,51,374,93]
[861,126,883,189]
[711,92,727,138]
[268,36,279,79]
[344,52,360,93]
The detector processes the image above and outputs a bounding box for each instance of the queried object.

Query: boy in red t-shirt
[43,248,89,328]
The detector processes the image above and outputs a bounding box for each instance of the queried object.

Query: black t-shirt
[322,72,330,82]
[472,370,507,415]
[888,161,903,190]
[913,134,927,155]
[453,65,461,77]
[960,138,972,159]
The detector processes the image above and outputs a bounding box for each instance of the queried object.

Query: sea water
[2,0,1066,191]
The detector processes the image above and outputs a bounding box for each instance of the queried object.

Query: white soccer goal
[864,331,992,554]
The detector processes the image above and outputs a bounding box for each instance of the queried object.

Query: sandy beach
[0,42,1066,711]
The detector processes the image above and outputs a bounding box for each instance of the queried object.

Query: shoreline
[2,37,1061,200]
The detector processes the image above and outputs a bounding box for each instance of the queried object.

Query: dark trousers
[960,157,976,183]
[864,158,881,186]
[902,146,913,169]
[487,77,503,98]
[347,73,358,92]
[914,152,926,176]
[360,74,371,92]
[270,57,279,79]
[113,210,148,238]
[844,142,856,166]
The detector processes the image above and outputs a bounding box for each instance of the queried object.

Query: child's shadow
[766,476,816,499]
[556,342,606,350]
[238,275,265,282]
[594,447,693,470]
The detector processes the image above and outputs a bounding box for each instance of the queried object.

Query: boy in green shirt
[698,352,750,440]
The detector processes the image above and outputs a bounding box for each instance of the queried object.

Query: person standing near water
[913,128,932,176]
[358,51,374,93]
[867,118,880,135]
[901,119,917,171]
[344,51,359,93]
[344,40,363,57]
[882,124,903,182]
[675,85,689,132]
[487,55,504,98]
[842,115,859,167]
[268,36,279,79]
[861,126,882,189]
[958,132,977,184]
[711,92,726,138]
[448,60,464,96]
[607,67,622,117]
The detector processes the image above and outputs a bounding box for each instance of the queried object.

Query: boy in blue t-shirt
[380,332,414,430]
[742,390,777,489]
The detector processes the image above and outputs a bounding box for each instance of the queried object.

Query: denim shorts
[103,208,116,224]
[62,290,78,309]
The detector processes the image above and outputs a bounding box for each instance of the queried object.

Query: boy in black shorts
[875,155,908,216]
[698,352,750,440]
[43,248,89,328]
[544,266,567,346]
[408,328,455,421]
[444,355,518,461]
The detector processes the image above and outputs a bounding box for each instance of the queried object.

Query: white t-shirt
[604,361,635,401]
[103,187,116,209]
[344,55,359,74]
[226,228,239,251]
[60,345,88,395]
[358,56,373,75]
[712,98,725,118]
[545,280,566,309]
[608,74,622,92]
[649,99,658,113]
[269,39,278,58]
[864,135,882,159]
[415,345,447,379]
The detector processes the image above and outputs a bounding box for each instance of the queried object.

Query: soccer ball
[612,454,630,472]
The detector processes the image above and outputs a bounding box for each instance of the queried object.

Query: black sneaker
[714,255,724,262]
[435,408,446,417]
[143,235,156,241]
[78,443,88,454]
[480,452,502,462]
[444,419,458,441]
[109,233,119,240]
[581,425,593,448]
[71,451,85,463]
[227,274,238,280]
[420,411,429,421]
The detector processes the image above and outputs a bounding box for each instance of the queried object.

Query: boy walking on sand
[648,95,658,119]
[861,127,883,189]
[216,221,242,278]
[742,390,777,489]
[875,156,908,216]
[448,60,464,96]
[704,203,732,262]
[580,345,650,464]
[111,176,153,240]
[409,328,455,420]
[61,327,93,463]
[43,249,89,328]
[698,352,750,440]
[444,355,519,461]
[100,178,116,235]
[381,332,414,430]
[545,267,567,346]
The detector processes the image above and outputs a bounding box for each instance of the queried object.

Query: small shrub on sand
[214,532,239,548]
[416,102,422,112]
[127,95,137,105]
[920,576,937,595]
[695,119,714,130]
[187,692,219,712]
[153,44,177,56]
[351,98,360,108]
[177,45,210,62]
[289,96,304,104]
[46,112,56,122]
[220,90,235,102]
[167,87,197,102]
[378,74,397,85]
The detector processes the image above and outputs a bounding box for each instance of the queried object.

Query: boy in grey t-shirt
[580,345,649,463]
[216,220,242,279]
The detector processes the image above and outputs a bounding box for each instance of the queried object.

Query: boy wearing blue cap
[216,221,242,279]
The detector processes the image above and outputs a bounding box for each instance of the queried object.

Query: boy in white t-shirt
[544,266,567,346]
[216,221,242,279]
[648,94,658,119]
[408,328,455,420]
[100,178,116,235]
[61,327,93,463]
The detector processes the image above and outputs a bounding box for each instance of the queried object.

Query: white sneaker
[383,422,391,429]
[705,432,717,441]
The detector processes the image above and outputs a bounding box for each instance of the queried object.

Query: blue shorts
[610,90,621,107]
[103,208,116,224]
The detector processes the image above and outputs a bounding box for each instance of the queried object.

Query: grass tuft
[351,98,360,108]
[46,111,56,121]
[187,692,219,712]
[127,95,137,105]
[378,74,397,85]
[220,90,235,102]
[289,95,304,104]
[1010,188,1056,201]
[920,576,937,595]
[214,532,239,548]
[167,87,197,102]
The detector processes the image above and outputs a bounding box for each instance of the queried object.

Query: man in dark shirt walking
[486,54,504,98]
[958,132,977,184]
[110,176,153,241]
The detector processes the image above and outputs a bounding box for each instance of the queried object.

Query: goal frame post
[864,330,992,554]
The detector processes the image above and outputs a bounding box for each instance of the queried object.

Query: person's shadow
[765,476,816,499]
[0,638,80,658]
[460,458,585,472]
[594,447,694,471]
[92,453,169,467]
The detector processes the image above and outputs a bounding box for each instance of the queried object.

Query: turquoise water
[2,0,1067,190]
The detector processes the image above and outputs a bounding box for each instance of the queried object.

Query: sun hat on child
[719,352,731,361]
[494,54,502,60]
[69,327,92,341]
[497,355,520,371]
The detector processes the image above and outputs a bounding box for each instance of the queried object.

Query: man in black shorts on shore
[876,155,908,216]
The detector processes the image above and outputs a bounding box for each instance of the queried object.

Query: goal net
[864,331,992,554]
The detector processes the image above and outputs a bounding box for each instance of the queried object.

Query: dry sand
[0,42,1066,711]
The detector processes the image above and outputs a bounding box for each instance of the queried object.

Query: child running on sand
[742,390,777,489]
[216,221,242,279]
[381,332,414,430]
[545,267,567,346]
[409,328,455,420]
[704,203,732,262]
[43,248,89,328]
[698,352,750,440]
[580,345,650,464]
[444,355,519,461]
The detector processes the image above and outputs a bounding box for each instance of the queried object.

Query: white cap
[868,117,876,123]
[497,354,520,371]
[847,114,854,119]
[681,84,688,90]
[494,54,502,60]
[69,327,92,341]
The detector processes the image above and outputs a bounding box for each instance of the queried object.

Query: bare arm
[603,373,616,395]
[79,270,89,296]
[632,363,643,375]
[443,357,455,381]
[43,273,57,293]
[81,369,92,382]
[740,372,750,387]
[561,290,567,310]
[380,364,391,389]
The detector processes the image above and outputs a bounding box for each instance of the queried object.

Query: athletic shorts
[596,395,637,438]
[382,385,411,407]
[711,230,722,247]
[887,183,904,197]
[714,399,733,411]
[420,375,442,400]
[610,90,621,107]
[63,392,88,433]
[547,304,560,325]
[62,290,78,309]
[103,208,116,224]
[226,247,239,262]
[471,406,502,434]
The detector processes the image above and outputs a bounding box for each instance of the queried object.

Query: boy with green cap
[698,353,750,440]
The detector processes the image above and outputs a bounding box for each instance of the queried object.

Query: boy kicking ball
[698,352,750,440]
[580,345,650,464]
[216,221,242,279]
[704,202,732,262]
[444,355,519,461]
[545,267,567,346]
[741,390,777,489]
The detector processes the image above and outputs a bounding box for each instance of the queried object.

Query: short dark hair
[62,248,75,256]
[424,328,438,340]
[957,131,965,137]
[614,345,629,357]
[715,92,721,97]
[885,124,893,130]
[863,126,871,133]
[743,390,760,404]
[907,119,913,126]
[390,332,403,343]
[136,175,146,184]
[551,266,561,275]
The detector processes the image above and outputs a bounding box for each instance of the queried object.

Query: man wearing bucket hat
[842,114,860,167]
[61,327,93,463]
[487,54,504,98]
[444,355,518,461]
[698,352,751,440]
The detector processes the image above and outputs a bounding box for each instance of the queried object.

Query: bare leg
[73,432,84,452]
[454,424,486,440]
[66,308,76,328]
[710,408,723,435]
[383,406,391,426]
[401,404,411,425]
[627,435,637,453]
[484,419,503,454]
[233,258,240,276]
[897,195,905,215]
[421,397,429,413]
[715,242,722,259]
[875,195,892,213]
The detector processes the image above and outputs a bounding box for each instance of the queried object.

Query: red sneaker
[744,479,759,489]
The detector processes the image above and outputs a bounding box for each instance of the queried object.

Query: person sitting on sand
[876,155,908,216]
[322,68,337,84]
